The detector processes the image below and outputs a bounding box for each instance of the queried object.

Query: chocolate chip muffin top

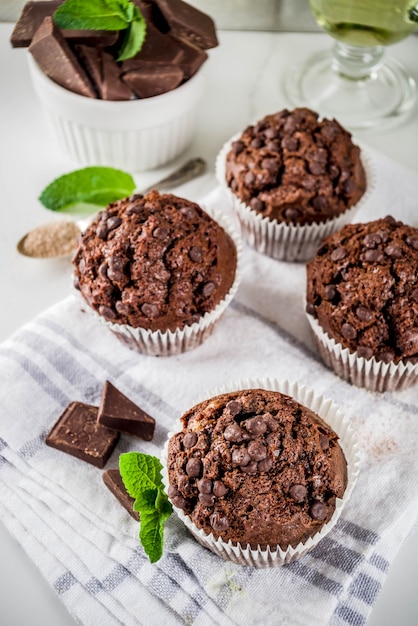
[73,191,237,332]
[306,216,418,364]
[225,107,367,226]
[167,388,347,550]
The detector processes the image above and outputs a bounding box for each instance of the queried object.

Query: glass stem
[332,42,385,80]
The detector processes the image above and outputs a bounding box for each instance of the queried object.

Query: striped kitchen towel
[1,151,418,626]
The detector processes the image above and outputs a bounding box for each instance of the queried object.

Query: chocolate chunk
[357,345,374,360]
[247,440,267,461]
[240,461,258,473]
[189,246,203,262]
[406,235,418,250]
[232,447,251,466]
[257,456,273,472]
[284,207,302,221]
[122,61,184,98]
[226,400,241,415]
[202,282,215,297]
[154,0,218,49]
[363,249,385,262]
[171,35,208,79]
[198,493,215,506]
[141,303,159,317]
[223,423,245,442]
[210,512,229,532]
[45,401,119,468]
[331,246,347,261]
[244,416,267,436]
[319,433,330,451]
[356,306,373,322]
[289,484,307,502]
[384,243,403,258]
[101,52,133,101]
[231,141,245,156]
[309,500,327,520]
[323,285,336,301]
[29,17,96,98]
[213,480,228,497]
[102,468,140,521]
[197,478,212,493]
[250,197,265,212]
[97,380,155,440]
[341,323,357,339]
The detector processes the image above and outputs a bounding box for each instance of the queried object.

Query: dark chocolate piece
[122,61,183,98]
[101,52,133,100]
[122,23,184,68]
[154,0,218,49]
[29,17,96,98]
[97,381,155,440]
[45,401,119,468]
[11,1,118,48]
[103,468,140,521]
[171,36,208,80]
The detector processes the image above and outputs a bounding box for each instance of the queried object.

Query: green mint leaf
[39,166,136,214]
[54,0,130,30]
[119,453,173,563]
[117,16,147,61]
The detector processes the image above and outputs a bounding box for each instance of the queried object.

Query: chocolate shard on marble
[45,401,119,468]
[98,381,156,440]
[153,0,218,49]
[11,1,118,48]
[103,468,140,521]
[171,36,208,80]
[29,17,96,98]
[122,61,183,98]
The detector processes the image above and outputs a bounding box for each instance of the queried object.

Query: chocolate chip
[363,233,382,248]
[96,223,108,239]
[266,140,281,152]
[180,206,197,219]
[343,179,357,194]
[397,329,418,355]
[384,243,402,258]
[153,226,168,240]
[363,249,385,262]
[168,485,180,498]
[309,500,327,520]
[309,161,326,176]
[319,433,329,451]
[107,256,124,282]
[262,413,278,432]
[245,171,256,185]
[171,495,187,509]
[411,288,418,303]
[261,157,279,173]
[331,246,347,261]
[189,246,203,263]
[247,440,267,461]
[213,480,228,497]
[282,136,299,151]
[185,458,202,477]
[289,484,307,502]
[201,282,215,298]
[232,447,251,466]
[356,306,373,322]
[250,197,265,212]
[406,235,418,250]
[197,478,213,494]
[312,196,327,211]
[329,164,340,179]
[97,261,108,278]
[341,323,357,339]
[357,345,374,360]
[107,216,122,231]
[306,302,316,317]
[226,400,241,416]
[376,350,395,363]
[284,207,301,221]
[98,305,117,321]
[141,303,159,317]
[323,285,336,301]
[231,140,245,155]
[241,461,258,473]
[264,127,278,139]
[183,432,198,448]
[244,416,267,436]
[198,493,215,507]
[258,457,273,472]
[224,423,245,442]
[251,138,263,149]
[115,301,129,316]
[210,512,229,531]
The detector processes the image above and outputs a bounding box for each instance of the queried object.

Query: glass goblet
[285,0,418,129]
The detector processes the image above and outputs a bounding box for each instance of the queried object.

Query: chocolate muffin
[224,108,366,226]
[306,216,418,366]
[166,388,348,551]
[73,191,238,348]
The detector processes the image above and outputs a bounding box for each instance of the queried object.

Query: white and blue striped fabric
[1,153,418,626]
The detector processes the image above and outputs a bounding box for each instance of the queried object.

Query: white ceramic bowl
[27,54,206,172]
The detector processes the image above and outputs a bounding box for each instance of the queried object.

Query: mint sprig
[39,166,136,214]
[54,0,147,61]
[119,452,172,563]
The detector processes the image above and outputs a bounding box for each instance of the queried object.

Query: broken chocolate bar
[45,401,119,468]
[98,381,155,440]
[154,0,218,49]
[29,17,96,97]
[103,468,140,521]
[122,61,183,98]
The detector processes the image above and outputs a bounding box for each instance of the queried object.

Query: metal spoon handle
[139,157,206,195]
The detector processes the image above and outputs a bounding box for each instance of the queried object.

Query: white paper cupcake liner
[76,205,242,356]
[306,312,418,392]
[215,133,376,262]
[162,377,360,567]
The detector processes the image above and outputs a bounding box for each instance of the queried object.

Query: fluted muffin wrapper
[215,134,376,262]
[161,378,360,567]
[76,205,242,356]
[306,312,418,392]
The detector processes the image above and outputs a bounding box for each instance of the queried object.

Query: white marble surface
[1,22,418,626]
